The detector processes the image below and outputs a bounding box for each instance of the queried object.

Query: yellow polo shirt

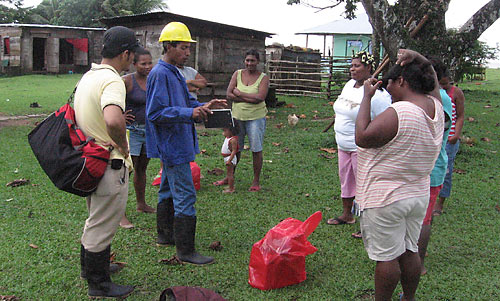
[74,63,132,169]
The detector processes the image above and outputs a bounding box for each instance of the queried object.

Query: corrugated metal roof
[0,23,105,31]
[100,11,274,37]
[296,14,372,35]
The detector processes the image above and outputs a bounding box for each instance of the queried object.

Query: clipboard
[204,109,234,128]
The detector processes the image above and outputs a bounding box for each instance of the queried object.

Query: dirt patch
[0,114,46,130]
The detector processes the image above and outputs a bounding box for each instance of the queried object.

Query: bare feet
[137,204,156,213]
[248,185,261,192]
[223,188,235,193]
[120,215,134,229]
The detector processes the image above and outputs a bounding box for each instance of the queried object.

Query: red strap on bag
[28,87,110,197]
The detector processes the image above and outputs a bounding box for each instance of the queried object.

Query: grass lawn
[0,71,499,300]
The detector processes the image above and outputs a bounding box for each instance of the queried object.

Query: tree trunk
[372,31,381,69]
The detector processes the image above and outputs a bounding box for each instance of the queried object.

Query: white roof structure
[296,14,372,36]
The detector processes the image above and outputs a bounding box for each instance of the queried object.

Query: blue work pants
[158,162,196,217]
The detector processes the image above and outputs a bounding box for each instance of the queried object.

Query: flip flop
[248,186,261,192]
[213,180,227,186]
[326,217,355,225]
[432,210,442,216]
[351,230,362,239]
[120,222,134,229]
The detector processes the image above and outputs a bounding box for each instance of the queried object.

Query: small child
[213,125,239,193]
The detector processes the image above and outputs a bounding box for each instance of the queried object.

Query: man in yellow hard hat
[145,22,225,265]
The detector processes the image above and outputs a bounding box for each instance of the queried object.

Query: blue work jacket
[145,60,203,166]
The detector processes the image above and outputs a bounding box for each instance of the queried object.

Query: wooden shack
[0,24,104,75]
[100,12,273,100]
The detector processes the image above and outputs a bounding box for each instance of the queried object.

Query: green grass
[0,74,81,116]
[0,71,499,300]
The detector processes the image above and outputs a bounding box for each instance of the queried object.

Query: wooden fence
[266,56,351,100]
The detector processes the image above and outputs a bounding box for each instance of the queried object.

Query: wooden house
[0,24,104,75]
[100,12,273,100]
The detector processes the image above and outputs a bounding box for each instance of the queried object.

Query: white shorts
[360,196,427,262]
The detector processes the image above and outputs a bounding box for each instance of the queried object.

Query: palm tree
[102,0,167,17]
[126,0,167,14]
[31,0,61,24]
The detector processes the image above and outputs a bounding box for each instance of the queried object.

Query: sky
[22,0,500,66]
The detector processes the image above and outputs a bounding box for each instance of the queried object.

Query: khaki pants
[81,165,128,252]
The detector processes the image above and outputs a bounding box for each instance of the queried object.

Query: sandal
[137,205,156,213]
[326,217,355,225]
[432,209,442,216]
[213,180,227,186]
[351,230,362,239]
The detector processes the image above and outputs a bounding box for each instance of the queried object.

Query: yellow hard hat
[159,22,196,43]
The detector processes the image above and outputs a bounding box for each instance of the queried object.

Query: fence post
[327,55,333,101]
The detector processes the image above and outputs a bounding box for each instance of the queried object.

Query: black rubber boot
[80,244,123,279]
[174,216,214,265]
[157,199,175,246]
[85,245,134,298]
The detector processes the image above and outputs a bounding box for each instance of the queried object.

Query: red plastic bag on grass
[248,211,322,290]
[153,162,201,190]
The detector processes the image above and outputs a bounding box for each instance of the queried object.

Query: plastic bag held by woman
[248,211,322,290]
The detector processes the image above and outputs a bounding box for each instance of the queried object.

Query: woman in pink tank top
[354,49,444,301]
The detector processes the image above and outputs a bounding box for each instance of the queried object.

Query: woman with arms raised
[355,49,444,301]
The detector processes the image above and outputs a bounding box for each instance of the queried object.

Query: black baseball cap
[102,26,142,56]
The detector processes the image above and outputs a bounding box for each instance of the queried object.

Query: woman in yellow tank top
[226,49,269,191]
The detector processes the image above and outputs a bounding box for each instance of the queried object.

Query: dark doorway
[59,39,74,64]
[33,38,46,71]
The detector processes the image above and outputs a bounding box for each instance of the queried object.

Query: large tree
[27,0,167,27]
[0,0,34,23]
[289,0,500,77]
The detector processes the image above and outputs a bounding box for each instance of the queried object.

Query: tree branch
[296,0,344,12]
[459,0,500,40]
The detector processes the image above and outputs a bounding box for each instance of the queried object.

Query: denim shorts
[127,124,146,157]
[236,117,266,153]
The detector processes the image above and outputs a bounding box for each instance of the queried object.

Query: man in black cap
[74,26,142,298]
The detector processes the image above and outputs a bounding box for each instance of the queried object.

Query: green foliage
[0,0,34,23]
[288,1,498,84]
[455,40,498,82]
[2,0,168,27]
[0,73,499,300]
